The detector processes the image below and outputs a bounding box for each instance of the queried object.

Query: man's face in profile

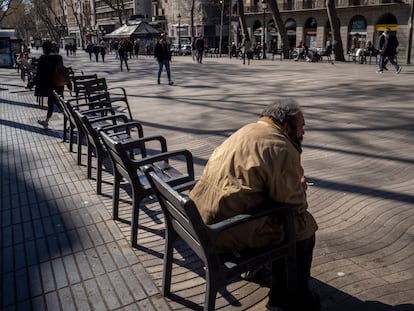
[287,112,305,147]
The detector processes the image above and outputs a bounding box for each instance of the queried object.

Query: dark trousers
[46,87,64,119]
[269,234,316,310]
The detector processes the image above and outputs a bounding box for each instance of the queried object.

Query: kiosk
[0,29,21,68]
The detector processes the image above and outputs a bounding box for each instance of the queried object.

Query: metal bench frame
[144,166,298,311]
[99,126,195,247]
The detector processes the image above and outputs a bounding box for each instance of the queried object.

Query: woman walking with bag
[36,41,68,129]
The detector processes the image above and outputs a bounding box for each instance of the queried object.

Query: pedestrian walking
[154,33,173,85]
[242,35,252,65]
[376,28,401,74]
[35,41,68,129]
[118,39,130,71]
[134,39,140,58]
[86,43,93,61]
[93,44,100,62]
[113,40,119,59]
[100,42,106,62]
[195,35,205,64]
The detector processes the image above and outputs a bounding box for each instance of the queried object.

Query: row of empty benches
[29,72,298,310]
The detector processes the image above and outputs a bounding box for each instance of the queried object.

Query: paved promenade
[1,50,414,311]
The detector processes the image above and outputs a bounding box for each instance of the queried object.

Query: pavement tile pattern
[1,50,414,311]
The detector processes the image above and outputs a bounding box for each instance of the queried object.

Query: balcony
[152,16,166,21]
[233,0,406,14]
[302,0,314,8]
[284,0,294,10]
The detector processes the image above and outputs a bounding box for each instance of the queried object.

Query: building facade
[242,0,413,61]
[166,0,233,49]
[53,0,412,61]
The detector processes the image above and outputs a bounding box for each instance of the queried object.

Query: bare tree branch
[100,0,126,25]
[0,0,24,24]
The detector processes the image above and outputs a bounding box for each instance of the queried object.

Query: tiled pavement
[1,50,414,311]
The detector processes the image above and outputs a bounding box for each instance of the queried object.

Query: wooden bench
[99,126,195,247]
[144,166,298,311]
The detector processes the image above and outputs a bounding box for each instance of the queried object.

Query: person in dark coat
[35,41,66,129]
[118,39,130,71]
[86,43,93,61]
[100,42,106,62]
[377,28,402,74]
[93,44,100,62]
[195,35,205,63]
[134,40,140,58]
[154,33,173,85]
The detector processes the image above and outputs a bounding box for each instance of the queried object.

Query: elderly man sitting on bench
[190,99,320,311]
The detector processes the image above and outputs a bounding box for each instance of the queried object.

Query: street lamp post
[262,0,267,59]
[219,0,224,56]
[178,13,181,55]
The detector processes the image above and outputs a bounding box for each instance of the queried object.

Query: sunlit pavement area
[1,49,413,310]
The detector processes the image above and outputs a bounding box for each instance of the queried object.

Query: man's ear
[281,122,290,132]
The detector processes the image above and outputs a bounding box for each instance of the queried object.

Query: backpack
[53,63,70,86]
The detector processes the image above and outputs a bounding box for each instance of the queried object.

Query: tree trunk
[267,0,290,59]
[406,0,413,64]
[190,0,195,38]
[326,0,345,61]
[237,0,249,40]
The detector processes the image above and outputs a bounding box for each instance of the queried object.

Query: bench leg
[204,269,218,311]
[112,171,121,220]
[131,191,145,248]
[162,227,177,296]
[96,154,103,195]
[87,144,93,179]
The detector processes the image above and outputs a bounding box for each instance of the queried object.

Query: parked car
[180,44,191,55]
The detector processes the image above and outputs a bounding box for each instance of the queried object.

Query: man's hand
[301,176,308,191]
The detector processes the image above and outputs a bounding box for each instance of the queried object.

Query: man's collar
[258,116,302,153]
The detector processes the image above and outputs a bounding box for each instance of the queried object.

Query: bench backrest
[145,168,298,311]
[84,77,108,96]
[76,111,128,154]
[72,74,98,99]
[100,127,195,190]
[146,169,220,266]
[99,129,140,184]
[87,91,111,106]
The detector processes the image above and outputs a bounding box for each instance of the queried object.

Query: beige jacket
[189,117,318,253]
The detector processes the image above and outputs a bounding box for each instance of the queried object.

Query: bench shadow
[310,278,414,311]
[162,265,414,311]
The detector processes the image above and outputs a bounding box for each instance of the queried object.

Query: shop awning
[105,21,161,39]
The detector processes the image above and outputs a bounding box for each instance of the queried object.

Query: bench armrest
[99,121,144,138]
[72,101,111,110]
[206,204,294,241]
[88,114,129,130]
[80,107,116,117]
[122,135,168,157]
[88,113,129,125]
[172,180,198,192]
[134,150,194,180]
[108,86,127,97]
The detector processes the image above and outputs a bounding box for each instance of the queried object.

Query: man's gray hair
[260,99,302,125]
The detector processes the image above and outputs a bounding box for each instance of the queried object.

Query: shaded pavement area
[1,50,414,310]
